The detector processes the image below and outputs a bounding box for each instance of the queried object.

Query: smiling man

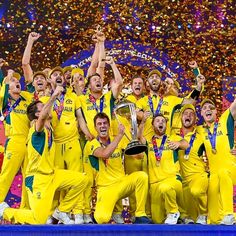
[85,112,151,224]
[199,98,236,224]
[0,71,33,208]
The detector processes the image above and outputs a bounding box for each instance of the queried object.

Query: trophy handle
[129,103,137,140]
[114,109,132,142]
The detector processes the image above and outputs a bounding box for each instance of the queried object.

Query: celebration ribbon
[152,135,167,162]
[148,95,163,116]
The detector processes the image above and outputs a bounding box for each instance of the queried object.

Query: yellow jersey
[0,84,33,140]
[198,109,235,173]
[40,89,81,143]
[177,128,207,181]
[78,91,116,137]
[146,132,182,184]
[26,125,55,176]
[136,94,183,137]
[86,137,126,187]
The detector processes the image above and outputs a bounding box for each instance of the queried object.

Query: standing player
[0,71,33,207]
[177,104,208,224]
[199,98,236,224]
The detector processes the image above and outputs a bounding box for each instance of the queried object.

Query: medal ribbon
[185,133,196,156]
[152,135,167,162]
[2,97,22,120]
[148,95,163,116]
[46,126,53,149]
[207,121,218,151]
[89,94,105,113]
[53,93,65,120]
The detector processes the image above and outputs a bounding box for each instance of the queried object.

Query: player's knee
[190,187,204,198]
[136,171,148,182]
[94,211,111,224]
[159,184,172,194]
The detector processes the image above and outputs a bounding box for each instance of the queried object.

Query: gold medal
[156,161,160,166]
[212,149,217,154]
[184,155,189,160]
[0,115,5,122]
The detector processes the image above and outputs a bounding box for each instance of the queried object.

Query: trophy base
[125,140,147,155]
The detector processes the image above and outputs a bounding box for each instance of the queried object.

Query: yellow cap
[71,68,84,77]
[200,98,215,107]
[180,104,196,114]
[33,71,47,80]
[12,72,21,80]
[148,69,162,79]
[49,66,64,78]
[63,66,73,74]
[173,79,180,90]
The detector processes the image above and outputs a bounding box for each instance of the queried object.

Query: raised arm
[22,32,41,84]
[106,56,123,99]
[87,27,101,78]
[93,124,125,160]
[36,86,63,132]
[96,30,106,81]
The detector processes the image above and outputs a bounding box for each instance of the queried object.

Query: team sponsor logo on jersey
[66,99,73,104]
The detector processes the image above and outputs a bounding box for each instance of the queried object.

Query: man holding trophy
[86,112,152,224]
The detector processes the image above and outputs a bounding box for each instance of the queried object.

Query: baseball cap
[200,98,215,107]
[33,71,47,80]
[148,69,162,79]
[71,68,84,77]
[180,104,196,114]
[49,66,64,78]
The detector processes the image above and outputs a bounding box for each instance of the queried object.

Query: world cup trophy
[114,102,147,155]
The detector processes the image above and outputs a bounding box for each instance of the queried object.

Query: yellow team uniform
[0,83,32,206]
[3,125,88,224]
[198,109,236,223]
[177,128,208,220]
[79,91,116,137]
[136,94,183,137]
[41,89,84,213]
[146,132,184,223]
[87,137,148,224]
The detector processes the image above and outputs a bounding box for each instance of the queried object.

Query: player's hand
[196,74,205,86]
[142,111,151,123]
[53,85,64,97]
[86,133,95,141]
[167,140,180,150]
[230,149,236,156]
[188,61,198,69]
[118,123,125,136]
[105,56,114,65]
[28,32,41,43]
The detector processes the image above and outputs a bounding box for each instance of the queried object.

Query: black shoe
[134,216,153,224]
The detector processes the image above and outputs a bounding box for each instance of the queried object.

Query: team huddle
[0,29,236,225]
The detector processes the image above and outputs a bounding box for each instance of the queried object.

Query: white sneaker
[164,212,180,224]
[74,214,84,224]
[83,214,93,224]
[112,214,124,224]
[52,208,74,224]
[183,217,194,224]
[196,215,207,225]
[0,202,9,219]
[220,214,236,225]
